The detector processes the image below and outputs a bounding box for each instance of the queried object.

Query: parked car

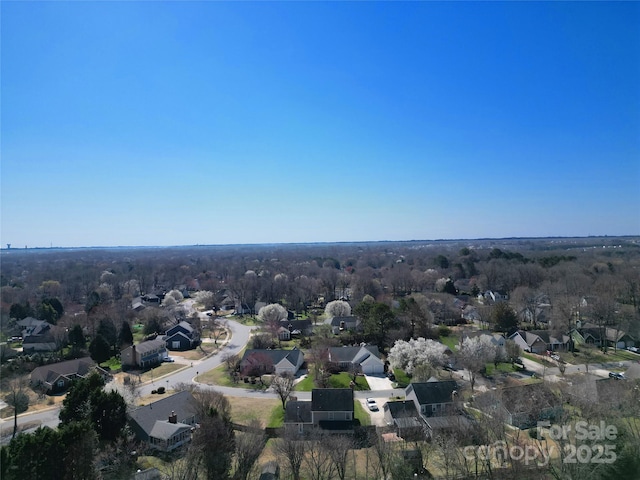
[627,346,638,353]
[163,356,175,363]
[609,372,625,380]
[551,354,560,361]
[366,398,379,412]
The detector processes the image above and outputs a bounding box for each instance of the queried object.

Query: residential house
[277,319,313,341]
[579,323,635,350]
[405,379,459,418]
[131,298,146,312]
[22,321,58,353]
[327,345,385,375]
[403,379,472,440]
[284,388,354,435]
[128,390,197,452]
[476,383,560,429]
[121,337,167,370]
[482,290,509,304]
[164,321,200,351]
[16,317,47,337]
[508,330,570,354]
[327,316,361,334]
[568,374,632,411]
[383,400,426,440]
[30,357,101,394]
[240,347,304,376]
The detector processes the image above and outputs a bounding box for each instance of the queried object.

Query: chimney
[169,411,177,424]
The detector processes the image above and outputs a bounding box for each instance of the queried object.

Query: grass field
[295,371,370,391]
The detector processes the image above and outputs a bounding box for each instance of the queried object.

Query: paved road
[8,316,630,443]
[0,319,257,443]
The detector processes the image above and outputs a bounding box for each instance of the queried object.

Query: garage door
[362,363,384,375]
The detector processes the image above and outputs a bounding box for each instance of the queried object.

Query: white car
[163,356,175,363]
[366,398,379,412]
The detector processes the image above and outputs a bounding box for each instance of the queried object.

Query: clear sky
[2,1,639,248]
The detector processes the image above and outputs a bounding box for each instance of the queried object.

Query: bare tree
[325,434,353,480]
[274,431,306,480]
[190,389,235,480]
[4,376,29,439]
[272,372,296,410]
[232,419,267,480]
[303,433,336,480]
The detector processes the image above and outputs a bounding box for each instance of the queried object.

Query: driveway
[365,374,394,390]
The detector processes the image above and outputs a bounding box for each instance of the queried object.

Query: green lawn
[100,357,122,371]
[295,371,370,391]
[484,362,518,376]
[197,363,268,390]
[439,335,460,351]
[392,368,411,388]
[353,399,371,426]
[267,405,284,428]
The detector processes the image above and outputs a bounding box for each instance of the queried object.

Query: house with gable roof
[128,390,197,452]
[277,319,313,341]
[404,379,470,438]
[121,336,167,370]
[383,400,426,440]
[405,379,459,418]
[164,321,200,351]
[475,383,560,429]
[284,388,354,435]
[508,329,570,354]
[30,357,104,394]
[327,345,385,375]
[327,315,361,334]
[239,347,304,376]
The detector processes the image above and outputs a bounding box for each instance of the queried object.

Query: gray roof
[329,316,358,327]
[149,420,192,440]
[407,380,458,405]
[133,337,167,355]
[279,319,312,331]
[425,415,472,431]
[241,347,302,367]
[285,400,313,423]
[312,388,353,412]
[30,357,96,385]
[128,390,196,436]
[385,400,419,419]
[166,321,195,335]
[328,345,380,363]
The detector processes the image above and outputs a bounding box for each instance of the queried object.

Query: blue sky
[2,1,639,248]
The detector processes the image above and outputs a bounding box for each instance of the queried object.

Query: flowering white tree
[324,300,351,318]
[458,336,497,392]
[167,289,184,302]
[388,337,448,374]
[257,303,288,324]
[194,290,216,310]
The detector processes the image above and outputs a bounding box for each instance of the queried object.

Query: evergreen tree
[89,335,111,364]
[118,321,134,348]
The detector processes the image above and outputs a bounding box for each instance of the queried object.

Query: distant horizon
[2,233,638,252]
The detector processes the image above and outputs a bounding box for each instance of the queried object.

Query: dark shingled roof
[128,390,196,436]
[311,388,354,412]
[285,400,313,423]
[133,337,167,354]
[328,345,380,363]
[30,357,96,385]
[330,316,358,327]
[241,347,303,367]
[407,380,458,405]
[385,400,419,419]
